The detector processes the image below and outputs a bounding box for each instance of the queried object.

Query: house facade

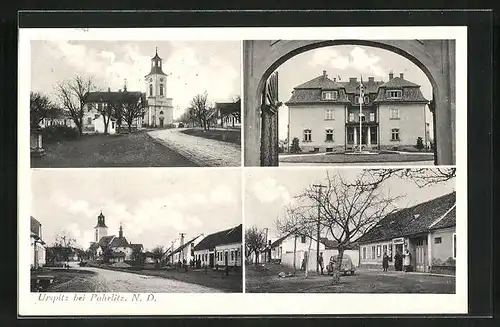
[166,234,204,264]
[30,216,46,269]
[194,224,242,269]
[286,71,429,153]
[215,99,241,128]
[357,192,456,273]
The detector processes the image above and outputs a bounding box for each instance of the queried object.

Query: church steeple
[94,211,108,242]
[147,47,166,76]
[119,222,123,238]
[94,211,108,228]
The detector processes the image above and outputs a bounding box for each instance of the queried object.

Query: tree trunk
[254,251,259,266]
[305,235,313,278]
[293,234,297,275]
[103,115,109,134]
[128,122,132,133]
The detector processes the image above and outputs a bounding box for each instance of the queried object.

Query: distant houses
[30,216,46,269]
[163,234,204,265]
[215,99,241,128]
[193,224,242,269]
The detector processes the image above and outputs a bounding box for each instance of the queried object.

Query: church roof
[85,91,145,104]
[109,236,129,248]
[98,235,115,247]
[89,242,100,251]
[94,211,108,228]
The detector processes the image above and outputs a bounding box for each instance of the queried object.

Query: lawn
[180,128,241,145]
[279,152,434,164]
[92,264,243,293]
[245,263,455,293]
[31,131,198,167]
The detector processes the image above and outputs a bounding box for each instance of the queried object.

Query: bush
[42,125,80,143]
[290,137,302,154]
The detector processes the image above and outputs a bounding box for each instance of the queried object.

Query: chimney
[400,73,404,79]
[389,71,394,80]
[349,77,357,83]
[368,77,374,82]
[107,87,111,92]
[322,70,327,78]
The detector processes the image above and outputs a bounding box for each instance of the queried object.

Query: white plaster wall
[378,103,426,147]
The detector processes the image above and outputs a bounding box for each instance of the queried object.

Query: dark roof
[379,76,420,88]
[374,85,429,103]
[430,206,456,230]
[110,251,126,257]
[94,212,108,228]
[320,238,360,250]
[194,224,242,251]
[89,242,100,251]
[129,244,144,252]
[357,192,456,244]
[85,91,145,104]
[339,79,384,94]
[109,236,129,248]
[98,235,115,247]
[215,100,241,116]
[286,73,350,105]
[295,74,346,90]
[170,235,202,256]
[30,216,41,236]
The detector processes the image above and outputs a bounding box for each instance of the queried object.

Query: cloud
[210,184,237,204]
[307,46,387,78]
[251,178,292,204]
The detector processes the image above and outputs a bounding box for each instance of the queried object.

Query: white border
[19,26,467,316]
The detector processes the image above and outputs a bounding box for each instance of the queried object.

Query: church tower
[144,48,174,128]
[94,211,108,242]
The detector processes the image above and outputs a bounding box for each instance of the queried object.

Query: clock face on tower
[149,78,153,82]
[160,78,163,82]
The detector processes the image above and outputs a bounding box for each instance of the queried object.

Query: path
[50,267,222,293]
[279,161,436,166]
[148,129,241,167]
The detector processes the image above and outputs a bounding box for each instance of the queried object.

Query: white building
[166,234,204,264]
[30,216,46,269]
[193,224,242,269]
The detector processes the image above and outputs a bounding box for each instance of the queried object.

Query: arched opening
[244,40,454,166]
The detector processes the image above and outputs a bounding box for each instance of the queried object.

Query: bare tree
[52,231,77,262]
[56,75,95,135]
[361,168,456,189]
[151,246,164,263]
[245,226,267,266]
[121,92,146,133]
[88,100,113,134]
[188,92,216,131]
[179,106,197,128]
[30,92,63,127]
[277,171,404,284]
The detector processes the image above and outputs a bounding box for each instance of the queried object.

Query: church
[82,48,174,134]
[88,211,143,263]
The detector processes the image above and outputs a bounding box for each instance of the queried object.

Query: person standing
[394,250,402,271]
[382,251,389,272]
[318,252,324,275]
[403,247,411,272]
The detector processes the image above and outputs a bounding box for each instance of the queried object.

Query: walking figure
[403,247,411,272]
[382,251,389,272]
[318,252,324,275]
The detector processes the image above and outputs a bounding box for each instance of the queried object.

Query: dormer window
[386,90,402,99]
[321,91,338,101]
[364,96,369,103]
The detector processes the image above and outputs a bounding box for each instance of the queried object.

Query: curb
[361,268,455,278]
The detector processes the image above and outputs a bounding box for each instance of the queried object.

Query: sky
[30,40,241,119]
[245,168,455,241]
[31,169,241,251]
[275,45,433,140]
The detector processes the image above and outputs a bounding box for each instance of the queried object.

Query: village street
[48,266,222,293]
[147,128,241,167]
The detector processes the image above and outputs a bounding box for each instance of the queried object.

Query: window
[354,96,359,104]
[160,84,164,96]
[325,129,334,142]
[235,249,238,261]
[349,113,355,122]
[231,250,235,261]
[325,109,334,120]
[111,121,115,129]
[383,244,387,254]
[303,129,312,142]
[453,233,456,259]
[95,229,98,241]
[370,128,377,144]
[371,246,376,259]
[87,117,92,125]
[159,111,164,115]
[348,129,354,143]
[362,247,366,260]
[391,128,400,141]
[326,147,333,152]
[149,84,153,96]
[376,245,381,257]
[370,113,375,122]
[300,235,306,243]
[364,96,369,104]
[389,244,393,259]
[322,91,338,100]
[434,237,442,244]
[359,113,366,122]
[386,90,402,99]
[97,103,102,110]
[390,108,400,119]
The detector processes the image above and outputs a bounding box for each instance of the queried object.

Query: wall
[288,104,346,152]
[280,235,326,254]
[114,246,133,260]
[430,227,455,263]
[243,40,455,166]
[378,103,426,148]
[94,116,116,134]
[215,243,243,267]
[194,249,210,266]
[359,239,405,267]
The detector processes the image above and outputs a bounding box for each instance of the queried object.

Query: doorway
[209,253,214,268]
[159,116,164,128]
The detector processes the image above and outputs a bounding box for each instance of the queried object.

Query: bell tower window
[160,84,164,96]
[149,84,153,97]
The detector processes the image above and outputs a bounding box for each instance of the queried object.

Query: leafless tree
[361,168,456,189]
[56,75,95,135]
[151,245,165,263]
[276,171,404,284]
[121,92,146,133]
[30,92,63,127]
[188,92,216,131]
[88,100,113,134]
[245,226,267,266]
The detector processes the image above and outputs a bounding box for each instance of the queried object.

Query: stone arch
[243,40,455,166]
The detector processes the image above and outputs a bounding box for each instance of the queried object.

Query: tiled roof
[85,91,145,104]
[286,88,350,105]
[374,85,429,103]
[30,216,41,236]
[357,192,456,244]
[295,74,346,90]
[379,76,420,88]
[109,236,129,248]
[430,206,456,230]
[89,242,100,251]
[194,224,242,251]
[170,235,202,256]
[320,238,360,250]
[129,244,144,252]
[339,80,384,94]
[98,235,115,247]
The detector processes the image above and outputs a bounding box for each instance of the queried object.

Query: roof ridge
[428,203,456,229]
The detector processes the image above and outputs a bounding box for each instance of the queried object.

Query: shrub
[290,137,302,154]
[41,125,79,143]
[415,137,424,151]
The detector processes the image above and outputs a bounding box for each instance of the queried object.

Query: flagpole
[359,75,363,152]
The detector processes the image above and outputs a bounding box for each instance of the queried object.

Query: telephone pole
[313,183,327,275]
[179,233,185,262]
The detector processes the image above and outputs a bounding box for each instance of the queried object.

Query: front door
[159,117,164,128]
[414,237,428,272]
[224,251,229,267]
[209,253,214,268]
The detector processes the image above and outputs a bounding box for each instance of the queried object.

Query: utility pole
[313,183,327,275]
[179,233,185,262]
